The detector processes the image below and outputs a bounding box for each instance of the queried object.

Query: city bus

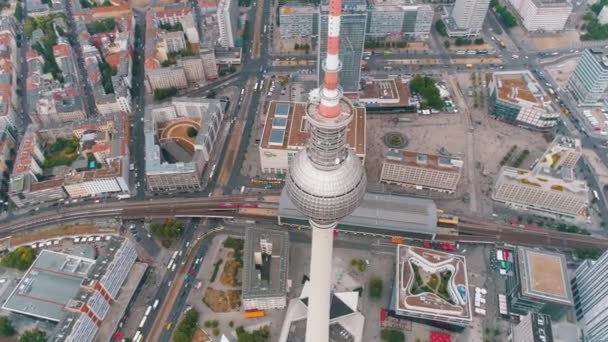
[383,51,393,56]
[363,51,372,56]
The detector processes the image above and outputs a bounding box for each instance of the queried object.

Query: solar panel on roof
[269,129,285,146]
[273,118,287,128]
[275,103,290,117]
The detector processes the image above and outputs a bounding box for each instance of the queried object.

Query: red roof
[105,53,121,68]
[430,332,451,342]
[26,48,39,60]
[53,44,71,58]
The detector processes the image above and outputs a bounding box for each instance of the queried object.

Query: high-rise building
[571,250,608,341]
[318,0,367,94]
[217,0,240,47]
[279,3,319,38]
[286,0,367,339]
[511,312,554,342]
[567,49,608,106]
[443,0,490,36]
[509,0,572,32]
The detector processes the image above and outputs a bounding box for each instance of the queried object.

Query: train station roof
[278,190,438,236]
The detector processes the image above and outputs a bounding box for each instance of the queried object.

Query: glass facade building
[567,49,608,105]
[571,250,608,341]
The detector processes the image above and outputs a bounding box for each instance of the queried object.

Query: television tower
[286,0,367,339]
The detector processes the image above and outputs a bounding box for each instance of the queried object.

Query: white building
[279,4,318,38]
[567,49,608,106]
[366,2,433,37]
[509,0,572,32]
[599,6,608,24]
[444,0,490,36]
[571,250,608,341]
[217,0,240,47]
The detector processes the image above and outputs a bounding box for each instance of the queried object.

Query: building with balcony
[567,49,608,106]
[509,0,572,32]
[443,0,490,36]
[366,0,433,37]
[279,3,318,38]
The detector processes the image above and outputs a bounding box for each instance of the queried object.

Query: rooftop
[492,71,552,107]
[518,247,573,306]
[384,149,464,172]
[394,245,471,325]
[535,135,581,172]
[359,79,411,106]
[2,250,95,322]
[497,166,588,196]
[260,101,366,156]
[279,190,438,235]
[587,49,608,69]
[242,227,290,300]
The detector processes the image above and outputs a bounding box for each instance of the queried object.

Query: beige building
[177,56,206,83]
[380,149,463,193]
[200,47,218,80]
[146,66,188,92]
[493,167,588,218]
[258,101,366,174]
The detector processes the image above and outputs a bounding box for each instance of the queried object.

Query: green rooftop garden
[410,264,455,305]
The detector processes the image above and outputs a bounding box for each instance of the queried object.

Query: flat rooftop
[2,250,95,322]
[260,100,366,156]
[394,245,471,325]
[384,149,464,172]
[492,71,550,107]
[497,166,588,196]
[278,190,438,236]
[242,227,289,300]
[518,247,573,306]
[359,79,410,106]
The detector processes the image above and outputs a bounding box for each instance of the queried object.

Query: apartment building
[279,3,318,38]
[217,0,240,47]
[177,56,206,83]
[489,71,560,129]
[567,49,608,106]
[366,0,433,37]
[381,149,464,193]
[509,0,572,32]
[146,67,188,92]
[200,46,218,80]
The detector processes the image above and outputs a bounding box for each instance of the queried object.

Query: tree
[19,329,47,342]
[187,127,198,138]
[381,329,405,342]
[474,38,485,45]
[235,326,270,342]
[444,40,450,48]
[435,20,447,36]
[173,309,199,342]
[369,277,383,299]
[575,247,602,260]
[0,317,15,337]
[154,87,178,101]
[14,2,23,22]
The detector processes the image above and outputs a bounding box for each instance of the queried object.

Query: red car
[423,241,431,248]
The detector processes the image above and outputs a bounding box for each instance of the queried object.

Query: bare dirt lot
[546,59,579,90]
[530,31,580,50]
[203,288,241,312]
[220,257,239,287]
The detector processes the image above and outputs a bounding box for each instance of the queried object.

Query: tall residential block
[571,250,608,341]
[366,0,433,37]
[317,0,367,94]
[279,3,318,38]
[567,49,608,106]
[443,0,490,36]
[217,0,240,47]
[511,313,554,342]
[509,0,572,32]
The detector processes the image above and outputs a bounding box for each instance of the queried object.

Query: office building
[358,78,416,113]
[366,0,433,37]
[279,4,318,38]
[217,0,240,47]
[258,100,366,174]
[509,0,572,32]
[506,247,574,321]
[145,97,224,192]
[567,49,608,106]
[200,46,218,80]
[392,245,472,329]
[511,312,554,342]
[571,249,608,341]
[285,0,368,338]
[381,148,464,193]
[489,71,560,129]
[443,0,490,36]
[242,227,290,310]
[317,0,367,93]
[2,239,147,342]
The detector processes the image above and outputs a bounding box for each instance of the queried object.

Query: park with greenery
[410,264,455,305]
[99,58,117,94]
[43,136,80,169]
[172,309,199,342]
[368,277,384,299]
[574,247,602,260]
[580,3,608,41]
[235,325,270,342]
[350,258,367,272]
[224,237,245,266]
[0,316,15,337]
[381,329,405,342]
[1,246,37,271]
[409,75,444,110]
[87,18,116,34]
[150,220,184,247]
[490,0,517,28]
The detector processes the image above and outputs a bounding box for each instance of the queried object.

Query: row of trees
[490,0,517,28]
[581,10,608,41]
[172,309,199,342]
[154,87,178,101]
[409,75,444,110]
[99,58,117,94]
[87,18,116,35]
[150,220,183,247]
